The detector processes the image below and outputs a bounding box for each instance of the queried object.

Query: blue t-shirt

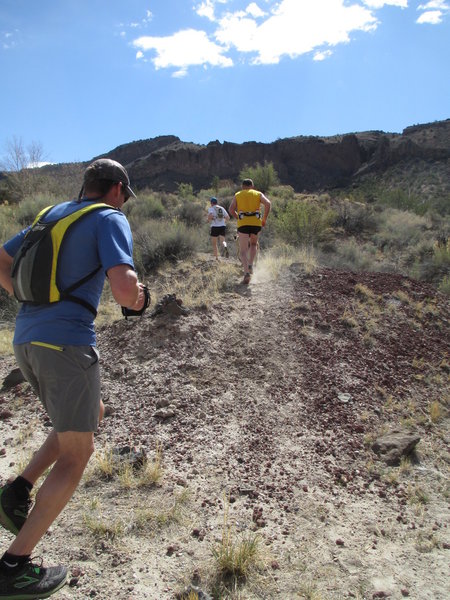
[3,199,135,346]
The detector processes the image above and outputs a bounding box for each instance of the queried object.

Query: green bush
[269,185,295,200]
[239,162,279,194]
[14,193,59,226]
[376,188,427,215]
[333,199,377,235]
[373,209,430,250]
[0,204,21,242]
[133,220,200,272]
[176,182,194,198]
[176,200,205,226]
[413,244,450,284]
[438,275,450,295]
[275,199,336,247]
[126,193,165,225]
[0,288,18,323]
[319,240,378,272]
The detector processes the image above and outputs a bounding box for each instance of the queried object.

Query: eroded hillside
[0,257,449,599]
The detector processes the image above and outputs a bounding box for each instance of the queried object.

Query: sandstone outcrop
[92,119,449,192]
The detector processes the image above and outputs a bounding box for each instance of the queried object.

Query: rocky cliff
[95,119,449,193]
[32,119,449,195]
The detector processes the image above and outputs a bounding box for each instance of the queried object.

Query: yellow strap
[48,203,111,303]
[31,205,55,227]
[30,341,65,351]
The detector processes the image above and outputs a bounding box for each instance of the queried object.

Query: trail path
[1,257,449,599]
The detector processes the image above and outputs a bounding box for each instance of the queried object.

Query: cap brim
[125,184,136,199]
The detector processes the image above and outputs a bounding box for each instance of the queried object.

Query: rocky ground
[0,255,449,600]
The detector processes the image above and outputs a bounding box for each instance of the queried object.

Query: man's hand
[121,285,151,319]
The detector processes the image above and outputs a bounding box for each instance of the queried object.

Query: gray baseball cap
[82,158,136,199]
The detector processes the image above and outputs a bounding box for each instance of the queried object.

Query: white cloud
[173,69,188,78]
[2,30,19,50]
[195,0,230,21]
[246,3,267,18]
[215,0,378,65]
[416,9,444,22]
[136,50,144,59]
[132,29,233,69]
[314,49,333,61]
[133,0,447,73]
[28,161,52,169]
[196,1,216,21]
[362,0,407,7]
[418,1,449,8]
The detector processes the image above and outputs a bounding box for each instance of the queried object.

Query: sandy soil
[1,256,449,600]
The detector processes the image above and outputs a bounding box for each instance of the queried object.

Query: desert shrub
[412,244,450,284]
[0,288,18,323]
[159,192,178,211]
[270,185,295,200]
[373,209,430,250]
[333,199,377,235]
[14,193,59,226]
[0,204,20,242]
[218,185,238,198]
[176,182,194,198]
[275,199,336,247]
[176,200,205,226]
[319,240,378,272]
[133,220,200,272]
[239,162,279,193]
[376,188,427,215]
[126,193,165,225]
[438,275,450,295]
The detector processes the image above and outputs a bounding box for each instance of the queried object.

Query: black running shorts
[237,225,261,235]
[210,226,226,237]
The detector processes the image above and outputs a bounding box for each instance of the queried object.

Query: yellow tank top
[235,189,262,228]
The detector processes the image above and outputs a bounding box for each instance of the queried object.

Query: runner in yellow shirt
[228,179,271,284]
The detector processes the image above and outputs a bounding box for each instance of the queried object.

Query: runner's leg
[249,234,259,268]
[238,232,250,274]
[211,236,218,260]
[7,430,95,556]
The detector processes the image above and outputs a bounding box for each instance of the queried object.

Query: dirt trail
[1,257,449,599]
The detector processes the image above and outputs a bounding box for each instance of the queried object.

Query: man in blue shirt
[0,159,147,599]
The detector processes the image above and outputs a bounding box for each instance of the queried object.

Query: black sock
[0,552,30,572]
[9,476,33,501]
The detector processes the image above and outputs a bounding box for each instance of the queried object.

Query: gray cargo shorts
[14,342,101,433]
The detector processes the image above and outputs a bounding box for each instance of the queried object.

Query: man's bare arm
[260,194,271,225]
[228,198,238,219]
[107,264,145,310]
[0,247,14,295]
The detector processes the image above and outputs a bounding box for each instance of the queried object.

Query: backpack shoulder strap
[50,203,118,314]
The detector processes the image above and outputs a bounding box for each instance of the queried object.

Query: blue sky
[0,0,449,165]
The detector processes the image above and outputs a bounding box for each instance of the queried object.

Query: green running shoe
[0,559,67,599]
[0,484,32,535]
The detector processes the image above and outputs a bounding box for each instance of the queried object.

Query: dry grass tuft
[212,502,263,591]
[0,328,14,356]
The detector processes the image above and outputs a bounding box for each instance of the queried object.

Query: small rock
[336,539,345,546]
[401,590,410,597]
[154,408,176,420]
[166,544,179,556]
[1,368,25,390]
[371,429,420,466]
[103,405,115,417]
[338,393,352,403]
